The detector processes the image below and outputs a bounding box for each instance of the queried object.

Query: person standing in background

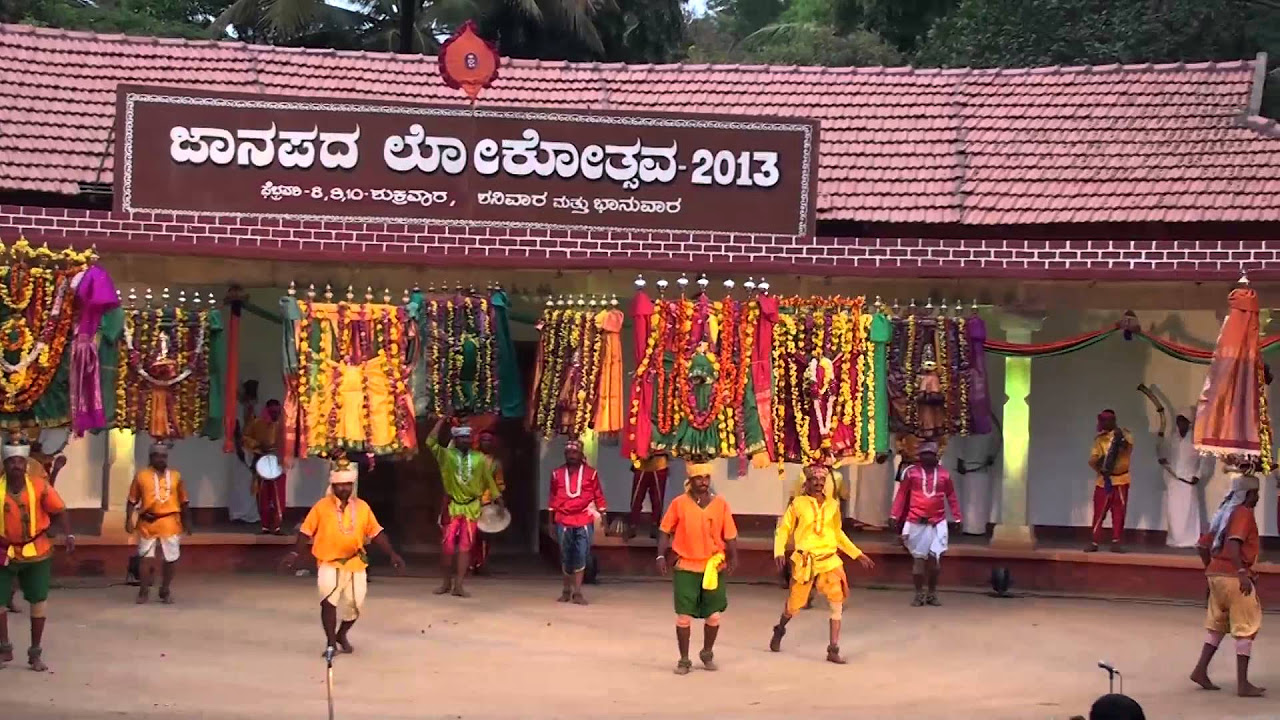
[470,428,505,575]
[1162,412,1213,548]
[1087,410,1134,553]
[627,454,668,540]
[243,399,284,534]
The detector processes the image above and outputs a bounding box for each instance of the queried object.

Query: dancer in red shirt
[548,440,606,605]
[891,442,961,607]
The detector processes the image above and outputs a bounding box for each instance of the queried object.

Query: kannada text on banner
[115,87,819,238]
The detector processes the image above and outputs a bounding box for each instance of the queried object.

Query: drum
[477,504,511,534]
[254,453,284,480]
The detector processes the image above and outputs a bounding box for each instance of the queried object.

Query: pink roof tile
[2,23,1279,225]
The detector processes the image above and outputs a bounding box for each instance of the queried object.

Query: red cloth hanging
[222,300,242,453]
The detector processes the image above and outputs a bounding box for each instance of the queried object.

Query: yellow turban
[686,462,714,479]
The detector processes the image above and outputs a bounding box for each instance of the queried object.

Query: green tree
[2,0,227,37]
[917,0,1275,68]
[738,23,902,66]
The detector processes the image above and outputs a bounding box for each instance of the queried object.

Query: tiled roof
[2,23,1279,225]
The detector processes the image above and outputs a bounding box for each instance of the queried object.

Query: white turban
[329,466,358,485]
[452,426,472,439]
[2,442,31,459]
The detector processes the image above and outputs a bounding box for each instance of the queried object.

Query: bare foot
[451,587,471,598]
[159,590,174,605]
[571,593,588,606]
[136,589,150,605]
[1239,683,1266,697]
[336,638,354,654]
[674,659,692,676]
[1190,671,1220,690]
[827,648,848,665]
[432,583,452,596]
[557,590,571,603]
[0,644,13,663]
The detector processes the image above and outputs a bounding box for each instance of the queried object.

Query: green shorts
[0,557,53,605]
[673,568,728,619]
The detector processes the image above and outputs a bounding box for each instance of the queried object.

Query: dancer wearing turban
[891,441,961,607]
[1190,467,1266,697]
[0,435,74,672]
[283,459,405,659]
[1087,409,1134,553]
[126,442,192,604]
[656,461,738,675]
[770,462,874,664]
[427,419,501,598]
[548,439,606,605]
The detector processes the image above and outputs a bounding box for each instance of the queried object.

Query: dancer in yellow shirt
[770,463,874,664]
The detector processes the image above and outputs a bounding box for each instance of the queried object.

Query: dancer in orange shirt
[284,460,405,659]
[656,461,738,675]
[125,443,193,604]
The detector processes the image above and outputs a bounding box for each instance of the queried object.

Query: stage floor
[11,575,1276,720]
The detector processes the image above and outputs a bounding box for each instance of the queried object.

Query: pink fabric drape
[752,295,779,461]
[70,266,119,435]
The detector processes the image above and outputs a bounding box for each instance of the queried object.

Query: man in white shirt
[1162,412,1214,548]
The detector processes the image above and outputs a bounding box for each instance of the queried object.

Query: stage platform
[51,524,295,577]
[584,529,1280,602]
[50,520,1278,602]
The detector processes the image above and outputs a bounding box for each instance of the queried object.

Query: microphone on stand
[1097,661,1122,694]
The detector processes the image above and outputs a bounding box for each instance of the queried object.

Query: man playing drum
[244,399,285,535]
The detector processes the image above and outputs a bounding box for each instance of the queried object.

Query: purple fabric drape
[71,266,120,435]
[966,316,993,435]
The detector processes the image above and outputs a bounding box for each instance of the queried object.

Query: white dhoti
[1165,478,1203,548]
[903,521,949,561]
[317,565,368,622]
[1167,433,1211,548]
[136,536,181,562]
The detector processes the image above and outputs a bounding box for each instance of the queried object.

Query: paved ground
[3,574,1277,720]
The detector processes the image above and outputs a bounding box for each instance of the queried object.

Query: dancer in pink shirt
[891,442,961,607]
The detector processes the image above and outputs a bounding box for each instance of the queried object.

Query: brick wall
[1,203,1275,280]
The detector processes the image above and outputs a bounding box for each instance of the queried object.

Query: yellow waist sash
[0,475,40,560]
[701,552,726,590]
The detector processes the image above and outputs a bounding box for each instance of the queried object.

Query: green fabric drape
[870,313,891,454]
[491,289,526,419]
[202,308,226,440]
[96,306,125,429]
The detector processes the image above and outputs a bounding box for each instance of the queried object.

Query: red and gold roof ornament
[438,20,501,104]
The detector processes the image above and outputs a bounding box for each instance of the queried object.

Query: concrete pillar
[100,428,136,540]
[989,314,1044,549]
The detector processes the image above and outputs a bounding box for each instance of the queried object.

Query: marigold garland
[115,303,214,438]
[0,242,79,416]
[289,297,416,457]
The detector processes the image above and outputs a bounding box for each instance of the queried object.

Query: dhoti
[903,520,949,561]
[317,565,367,622]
